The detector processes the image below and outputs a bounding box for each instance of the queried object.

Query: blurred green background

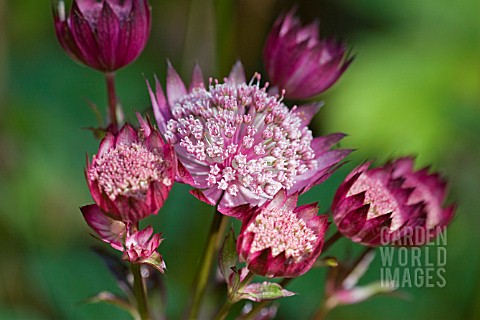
[0,0,479,319]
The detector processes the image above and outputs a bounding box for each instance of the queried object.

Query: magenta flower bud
[123,226,165,271]
[53,0,151,72]
[236,190,329,278]
[331,157,456,246]
[86,115,176,223]
[264,9,352,100]
[149,62,351,214]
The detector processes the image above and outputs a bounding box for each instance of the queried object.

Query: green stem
[213,299,234,320]
[131,263,151,320]
[214,271,255,320]
[187,209,229,320]
[105,71,118,133]
[311,301,332,320]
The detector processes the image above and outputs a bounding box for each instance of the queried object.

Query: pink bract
[148,62,350,215]
[331,157,456,246]
[86,115,176,223]
[264,9,352,100]
[236,190,328,278]
[53,0,151,72]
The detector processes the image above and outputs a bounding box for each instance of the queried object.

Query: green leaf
[239,282,295,302]
[218,226,238,283]
[85,291,139,319]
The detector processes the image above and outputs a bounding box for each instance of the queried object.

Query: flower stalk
[131,262,151,320]
[105,72,118,133]
[214,271,255,320]
[187,208,229,320]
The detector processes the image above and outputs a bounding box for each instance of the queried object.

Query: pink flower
[123,226,166,272]
[331,157,456,246]
[236,190,328,278]
[86,114,176,223]
[81,204,166,272]
[53,0,151,72]
[264,9,352,100]
[149,62,350,214]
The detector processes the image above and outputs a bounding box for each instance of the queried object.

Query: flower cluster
[51,1,458,319]
[149,62,351,214]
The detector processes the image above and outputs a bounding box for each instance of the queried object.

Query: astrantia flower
[53,0,151,72]
[264,9,352,100]
[236,190,328,278]
[331,158,455,246]
[80,204,166,272]
[149,62,350,214]
[86,114,176,223]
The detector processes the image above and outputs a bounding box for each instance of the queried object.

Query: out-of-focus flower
[236,190,328,278]
[86,114,176,223]
[53,0,151,72]
[149,62,350,214]
[264,9,352,100]
[123,226,166,272]
[331,157,455,246]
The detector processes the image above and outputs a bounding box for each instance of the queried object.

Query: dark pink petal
[97,132,115,156]
[227,61,246,85]
[115,124,138,145]
[70,2,102,70]
[292,103,323,127]
[190,63,205,91]
[96,1,121,70]
[148,75,170,134]
[166,61,187,107]
[80,204,126,251]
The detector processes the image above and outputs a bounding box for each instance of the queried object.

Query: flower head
[264,9,352,100]
[236,190,328,278]
[149,62,350,214]
[53,0,151,72]
[86,114,176,223]
[331,157,455,246]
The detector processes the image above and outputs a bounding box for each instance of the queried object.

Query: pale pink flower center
[246,208,318,262]
[165,82,317,199]
[90,143,171,201]
[348,174,402,229]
